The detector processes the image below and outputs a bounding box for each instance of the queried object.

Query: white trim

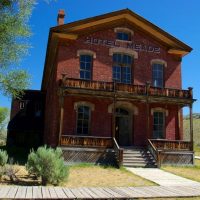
[108,101,138,115]
[114,27,134,36]
[74,101,95,111]
[151,107,169,116]
[151,59,167,67]
[109,47,138,59]
[77,50,96,59]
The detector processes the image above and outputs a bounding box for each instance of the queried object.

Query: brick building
[8,9,195,166]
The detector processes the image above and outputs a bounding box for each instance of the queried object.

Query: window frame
[152,63,164,88]
[79,54,93,80]
[76,105,91,135]
[112,53,133,84]
[19,101,26,109]
[116,31,131,41]
[153,111,165,139]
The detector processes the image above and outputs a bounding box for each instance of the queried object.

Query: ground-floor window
[76,105,90,134]
[153,112,165,139]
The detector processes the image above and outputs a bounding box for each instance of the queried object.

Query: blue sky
[1,0,200,115]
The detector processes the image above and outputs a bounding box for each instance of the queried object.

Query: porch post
[112,81,116,138]
[58,89,64,146]
[189,103,194,151]
[146,82,150,141]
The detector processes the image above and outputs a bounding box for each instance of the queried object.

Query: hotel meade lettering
[85,37,161,54]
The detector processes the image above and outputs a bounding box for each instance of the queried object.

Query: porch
[60,135,194,167]
[58,77,195,167]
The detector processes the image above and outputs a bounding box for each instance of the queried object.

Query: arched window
[114,27,133,41]
[76,105,90,135]
[112,53,132,84]
[152,63,164,88]
[153,111,165,139]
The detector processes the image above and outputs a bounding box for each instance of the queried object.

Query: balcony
[61,77,193,104]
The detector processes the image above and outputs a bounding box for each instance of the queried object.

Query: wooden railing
[113,138,123,167]
[61,135,113,148]
[150,139,192,151]
[148,139,194,167]
[62,77,193,99]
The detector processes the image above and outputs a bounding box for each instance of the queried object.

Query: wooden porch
[60,135,194,167]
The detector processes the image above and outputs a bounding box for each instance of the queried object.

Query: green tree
[0,0,54,98]
[0,107,9,144]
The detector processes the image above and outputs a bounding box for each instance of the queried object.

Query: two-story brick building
[8,9,195,167]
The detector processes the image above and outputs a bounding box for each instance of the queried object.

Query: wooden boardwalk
[0,185,200,199]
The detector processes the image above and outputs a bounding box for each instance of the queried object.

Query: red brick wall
[43,25,183,146]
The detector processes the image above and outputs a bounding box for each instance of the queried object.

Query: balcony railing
[62,77,193,99]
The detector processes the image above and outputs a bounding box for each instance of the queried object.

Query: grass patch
[0,164,156,187]
[63,164,156,187]
[162,159,200,182]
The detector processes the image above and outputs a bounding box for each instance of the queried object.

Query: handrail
[113,138,123,167]
[61,77,193,99]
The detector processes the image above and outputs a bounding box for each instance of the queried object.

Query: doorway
[115,108,132,146]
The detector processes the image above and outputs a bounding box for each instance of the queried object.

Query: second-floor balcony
[61,76,194,104]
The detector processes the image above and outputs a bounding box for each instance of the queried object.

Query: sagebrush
[26,146,68,185]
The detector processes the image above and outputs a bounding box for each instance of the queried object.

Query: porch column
[112,81,116,138]
[189,103,194,151]
[146,82,150,141]
[58,89,64,146]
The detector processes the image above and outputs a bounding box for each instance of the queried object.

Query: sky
[0,0,200,115]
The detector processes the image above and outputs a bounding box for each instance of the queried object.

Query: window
[113,53,132,84]
[153,112,165,139]
[80,55,92,80]
[77,106,90,135]
[116,32,131,41]
[19,101,26,109]
[152,63,164,87]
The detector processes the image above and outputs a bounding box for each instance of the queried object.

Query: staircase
[122,147,157,168]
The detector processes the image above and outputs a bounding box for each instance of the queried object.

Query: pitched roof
[41,9,192,90]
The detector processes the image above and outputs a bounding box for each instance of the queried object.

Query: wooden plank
[162,186,192,196]
[70,188,88,198]
[54,187,68,198]
[137,186,170,197]
[0,186,10,198]
[110,187,131,198]
[48,187,58,199]
[78,188,93,199]
[180,186,200,196]
[89,187,111,198]
[32,186,42,199]
[148,186,178,197]
[15,186,27,199]
[101,187,123,198]
[62,188,76,199]
[96,187,115,198]
[6,186,18,198]
[26,187,33,199]
[116,187,141,198]
[128,187,151,197]
[82,187,101,199]
[41,187,51,199]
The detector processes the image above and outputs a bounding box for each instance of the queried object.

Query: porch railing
[61,135,113,148]
[113,138,123,167]
[148,139,194,167]
[62,77,193,99]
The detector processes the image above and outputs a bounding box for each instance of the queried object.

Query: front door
[115,108,132,146]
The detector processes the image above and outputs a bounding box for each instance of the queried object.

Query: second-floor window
[113,53,132,84]
[152,63,164,88]
[80,55,92,80]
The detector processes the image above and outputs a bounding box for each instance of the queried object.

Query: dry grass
[63,165,155,187]
[162,159,200,182]
[0,164,155,187]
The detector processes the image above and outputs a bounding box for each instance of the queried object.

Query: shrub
[26,146,68,185]
[0,149,8,166]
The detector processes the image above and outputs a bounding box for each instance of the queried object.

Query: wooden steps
[122,147,157,168]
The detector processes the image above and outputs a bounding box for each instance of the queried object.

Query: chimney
[57,9,65,25]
